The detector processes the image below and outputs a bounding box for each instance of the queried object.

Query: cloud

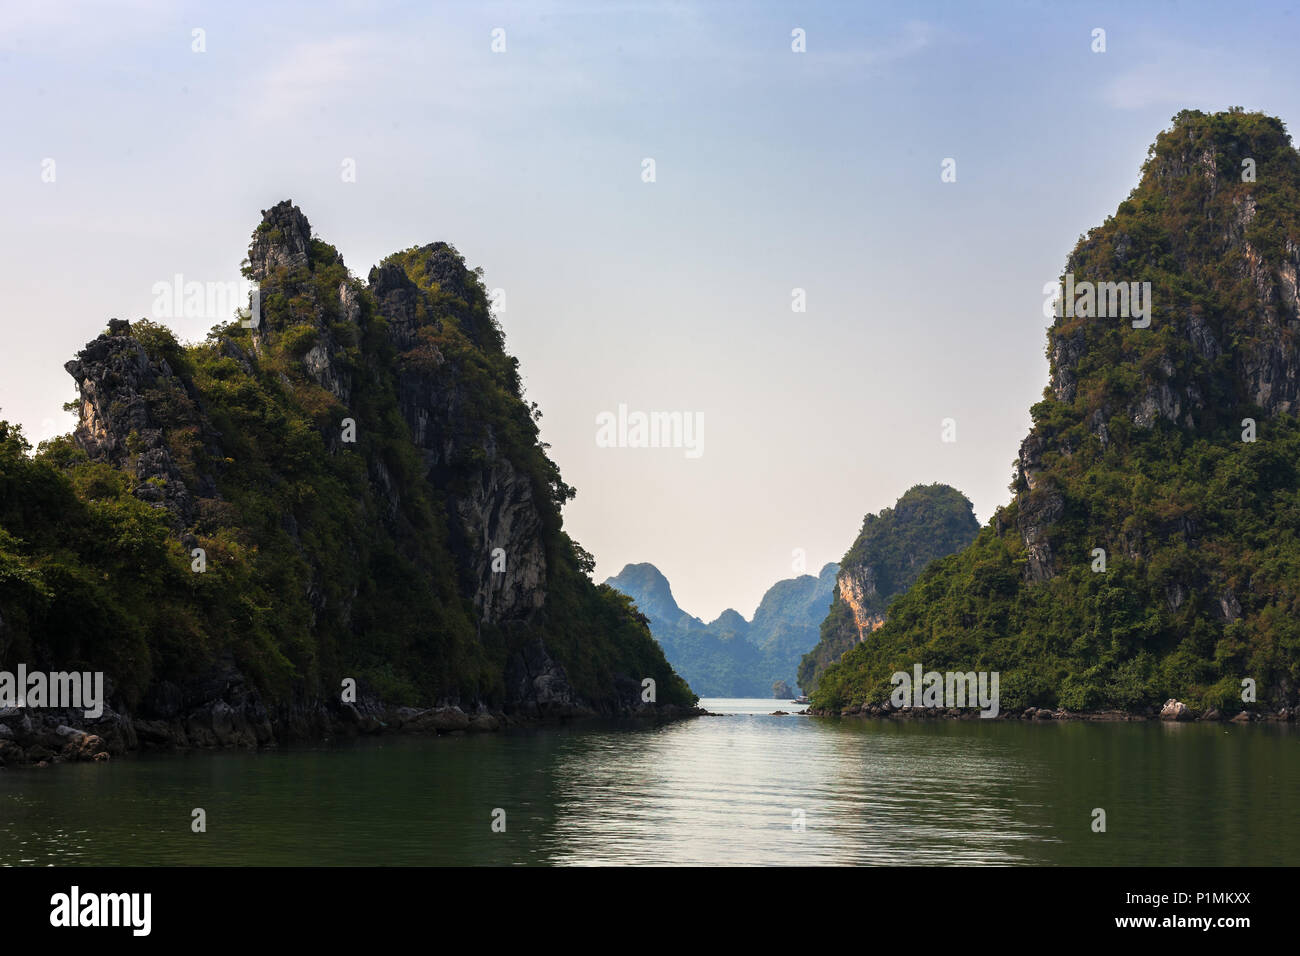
[250,33,386,125]
[0,0,174,52]
[1103,42,1273,111]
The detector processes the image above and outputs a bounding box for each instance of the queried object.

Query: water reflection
[0,700,1294,866]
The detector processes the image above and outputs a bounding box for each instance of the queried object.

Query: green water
[0,699,1294,866]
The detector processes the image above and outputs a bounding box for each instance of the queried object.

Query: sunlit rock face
[797,484,979,694]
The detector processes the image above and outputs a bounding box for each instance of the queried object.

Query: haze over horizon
[6,1,1300,618]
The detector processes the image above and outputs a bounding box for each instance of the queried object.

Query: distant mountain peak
[604,563,693,627]
[606,560,839,696]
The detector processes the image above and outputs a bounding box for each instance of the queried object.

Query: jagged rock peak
[372,242,475,300]
[367,259,427,352]
[709,608,746,626]
[1044,109,1300,425]
[1141,108,1292,192]
[605,563,688,624]
[246,200,314,280]
[1015,110,1300,581]
[63,320,206,525]
[369,241,504,356]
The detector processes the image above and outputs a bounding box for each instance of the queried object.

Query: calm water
[0,698,1295,866]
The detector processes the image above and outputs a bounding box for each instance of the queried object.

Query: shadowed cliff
[0,201,695,763]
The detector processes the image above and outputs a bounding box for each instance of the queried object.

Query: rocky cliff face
[1010,110,1300,584]
[835,564,883,640]
[812,111,1300,716]
[238,203,557,654]
[64,322,217,527]
[798,484,980,694]
[367,242,547,624]
[0,200,696,766]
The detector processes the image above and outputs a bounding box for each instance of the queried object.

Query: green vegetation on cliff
[0,202,694,721]
[812,110,1300,715]
[798,484,980,694]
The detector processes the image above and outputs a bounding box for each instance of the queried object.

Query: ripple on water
[0,710,1295,865]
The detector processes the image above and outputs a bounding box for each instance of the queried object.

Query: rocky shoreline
[804,697,1294,723]
[0,692,707,770]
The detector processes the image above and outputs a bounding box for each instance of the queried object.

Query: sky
[4,0,1300,621]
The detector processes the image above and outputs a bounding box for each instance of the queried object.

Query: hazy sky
[5,0,1300,620]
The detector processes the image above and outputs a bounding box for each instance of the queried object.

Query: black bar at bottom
[0,865,1272,943]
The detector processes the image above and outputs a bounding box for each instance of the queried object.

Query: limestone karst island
[1,2,1294,932]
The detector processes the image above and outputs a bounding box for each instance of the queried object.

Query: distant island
[605,562,837,697]
[606,483,981,698]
